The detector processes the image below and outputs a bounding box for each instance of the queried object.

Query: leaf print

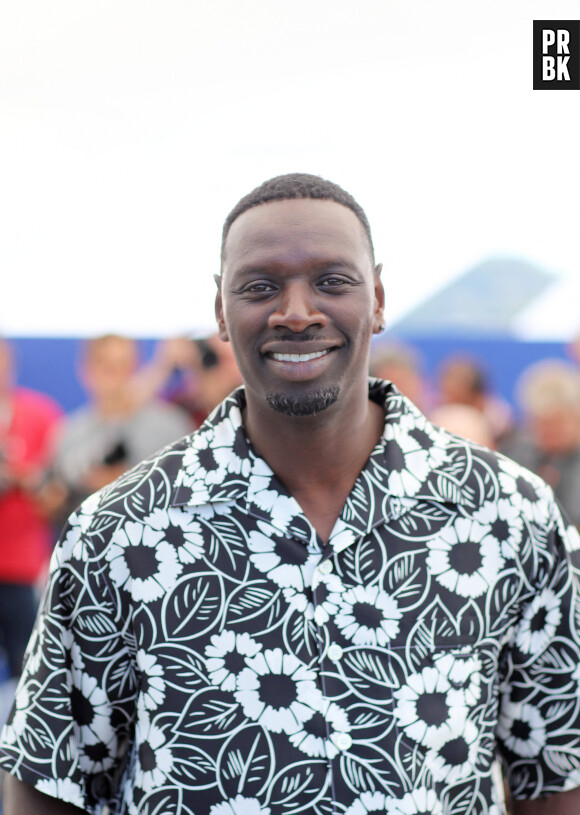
[217,725,275,800]
[267,759,330,813]
[162,573,224,640]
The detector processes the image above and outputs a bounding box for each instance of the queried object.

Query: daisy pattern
[386,787,444,815]
[497,457,551,525]
[36,778,85,808]
[235,648,322,734]
[333,585,402,646]
[393,665,468,749]
[379,425,435,498]
[312,571,344,626]
[70,668,112,746]
[425,719,481,783]
[106,521,183,602]
[473,498,524,560]
[78,728,119,774]
[247,522,320,590]
[209,795,271,815]
[134,716,175,791]
[145,507,205,564]
[427,518,504,598]
[497,699,547,758]
[516,588,562,655]
[344,791,388,815]
[136,650,166,710]
[205,630,262,691]
[289,700,350,759]
[433,650,482,706]
[247,463,301,534]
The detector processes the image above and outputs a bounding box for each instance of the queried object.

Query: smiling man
[2,174,580,815]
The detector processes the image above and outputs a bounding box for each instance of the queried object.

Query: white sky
[2,0,579,339]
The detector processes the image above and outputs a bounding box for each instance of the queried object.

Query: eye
[318,275,349,289]
[240,281,277,295]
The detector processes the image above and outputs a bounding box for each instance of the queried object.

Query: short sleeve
[496,504,580,799]
[0,498,138,813]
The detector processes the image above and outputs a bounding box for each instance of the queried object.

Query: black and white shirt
[1,380,580,815]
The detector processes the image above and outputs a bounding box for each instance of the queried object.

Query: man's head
[80,334,139,405]
[221,173,375,270]
[517,359,580,455]
[216,174,384,420]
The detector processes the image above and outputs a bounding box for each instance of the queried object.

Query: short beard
[266,386,340,417]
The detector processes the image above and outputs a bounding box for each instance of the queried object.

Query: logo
[533,21,580,89]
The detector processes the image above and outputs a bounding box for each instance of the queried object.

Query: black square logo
[533,21,580,89]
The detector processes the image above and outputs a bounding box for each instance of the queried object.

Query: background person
[0,339,62,685]
[43,334,192,524]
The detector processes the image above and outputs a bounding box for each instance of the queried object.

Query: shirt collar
[171,380,475,540]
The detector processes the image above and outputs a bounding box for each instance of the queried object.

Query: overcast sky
[2,0,579,339]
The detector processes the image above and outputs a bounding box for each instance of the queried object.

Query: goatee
[266,386,340,416]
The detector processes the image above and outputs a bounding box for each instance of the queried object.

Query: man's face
[216,198,384,419]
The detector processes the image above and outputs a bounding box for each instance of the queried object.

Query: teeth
[271,350,331,363]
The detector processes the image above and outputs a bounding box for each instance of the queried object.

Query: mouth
[269,349,332,363]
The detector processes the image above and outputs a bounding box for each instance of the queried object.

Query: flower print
[106,521,182,602]
[205,630,262,692]
[70,668,112,746]
[247,524,319,590]
[36,778,85,809]
[433,650,482,706]
[333,585,401,647]
[473,498,524,560]
[136,650,166,710]
[135,716,175,791]
[289,700,350,759]
[247,467,301,533]
[235,648,322,734]
[427,518,504,598]
[209,795,271,815]
[497,699,547,758]
[145,508,205,564]
[378,417,447,498]
[424,719,481,783]
[497,458,551,525]
[516,588,562,655]
[386,788,444,815]
[393,665,468,749]
[344,791,388,815]
[78,728,119,774]
[312,571,344,626]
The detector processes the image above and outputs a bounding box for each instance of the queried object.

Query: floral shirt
[1,380,580,815]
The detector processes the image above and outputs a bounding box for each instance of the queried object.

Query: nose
[267,281,327,332]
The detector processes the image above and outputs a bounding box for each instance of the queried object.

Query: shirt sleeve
[0,497,138,813]
[496,503,580,799]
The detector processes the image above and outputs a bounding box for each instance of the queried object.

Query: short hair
[221,173,375,265]
[517,359,580,415]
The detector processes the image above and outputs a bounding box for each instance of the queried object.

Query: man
[2,174,580,814]
[44,334,192,524]
[501,359,580,528]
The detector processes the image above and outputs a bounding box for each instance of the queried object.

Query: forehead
[222,198,371,275]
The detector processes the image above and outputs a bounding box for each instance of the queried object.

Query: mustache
[266,331,331,343]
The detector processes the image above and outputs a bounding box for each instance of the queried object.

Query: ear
[214,274,229,342]
[372,263,386,334]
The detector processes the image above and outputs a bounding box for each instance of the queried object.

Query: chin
[266,386,340,417]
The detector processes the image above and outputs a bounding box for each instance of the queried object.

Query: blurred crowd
[1,329,580,696]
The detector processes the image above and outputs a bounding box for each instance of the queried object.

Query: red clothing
[0,388,62,583]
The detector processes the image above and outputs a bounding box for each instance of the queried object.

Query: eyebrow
[229,259,363,279]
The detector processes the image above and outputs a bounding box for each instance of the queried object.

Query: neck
[243,388,384,541]
[95,391,136,420]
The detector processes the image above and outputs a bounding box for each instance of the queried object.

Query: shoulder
[12,387,63,422]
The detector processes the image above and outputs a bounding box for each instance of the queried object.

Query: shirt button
[331,732,352,752]
[327,643,343,662]
[317,559,333,575]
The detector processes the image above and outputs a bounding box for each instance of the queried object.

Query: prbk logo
[533,21,580,89]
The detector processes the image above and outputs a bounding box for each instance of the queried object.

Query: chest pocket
[389,611,498,757]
